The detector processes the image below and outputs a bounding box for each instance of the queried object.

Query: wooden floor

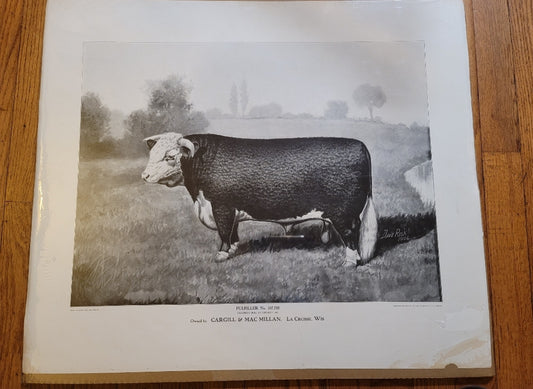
[1,0,532,387]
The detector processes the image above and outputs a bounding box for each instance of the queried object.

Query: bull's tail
[358,194,378,261]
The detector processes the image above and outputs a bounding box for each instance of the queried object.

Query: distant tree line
[79,79,390,160]
[79,75,208,160]
[229,80,249,117]
[324,100,348,119]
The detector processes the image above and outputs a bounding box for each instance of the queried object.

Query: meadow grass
[71,119,440,305]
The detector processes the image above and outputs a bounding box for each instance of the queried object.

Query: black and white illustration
[72,42,440,306]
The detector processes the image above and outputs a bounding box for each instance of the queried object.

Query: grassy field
[71,118,441,306]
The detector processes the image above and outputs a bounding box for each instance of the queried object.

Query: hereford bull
[142,133,378,266]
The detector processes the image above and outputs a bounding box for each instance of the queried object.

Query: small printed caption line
[191,315,325,324]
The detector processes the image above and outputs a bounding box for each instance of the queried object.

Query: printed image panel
[71,42,439,306]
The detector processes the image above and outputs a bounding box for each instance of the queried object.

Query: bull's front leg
[212,205,239,262]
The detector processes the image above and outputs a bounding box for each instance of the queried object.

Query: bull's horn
[178,137,195,158]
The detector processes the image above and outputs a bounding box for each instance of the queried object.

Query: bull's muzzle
[141,171,151,182]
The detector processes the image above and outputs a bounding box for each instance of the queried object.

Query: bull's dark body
[180,134,372,252]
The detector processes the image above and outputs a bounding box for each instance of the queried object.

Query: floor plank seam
[518,167,533,325]
[3,200,33,206]
[505,0,533,326]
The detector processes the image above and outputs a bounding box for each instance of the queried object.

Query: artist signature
[381,228,409,241]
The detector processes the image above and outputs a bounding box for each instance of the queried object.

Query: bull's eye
[164,155,176,166]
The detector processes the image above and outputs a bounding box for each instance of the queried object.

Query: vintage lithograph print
[24,0,492,379]
[72,42,440,306]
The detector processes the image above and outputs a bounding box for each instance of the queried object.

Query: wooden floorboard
[482,153,533,387]
[507,0,533,308]
[0,202,32,388]
[0,0,24,249]
[5,0,45,204]
[1,0,532,387]
[471,0,520,152]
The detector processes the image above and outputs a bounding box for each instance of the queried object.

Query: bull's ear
[146,139,157,150]
[143,135,162,150]
[178,138,196,158]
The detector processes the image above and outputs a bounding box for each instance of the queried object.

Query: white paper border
[24,0,491,374]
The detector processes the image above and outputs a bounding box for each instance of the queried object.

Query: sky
[82,42,429,126]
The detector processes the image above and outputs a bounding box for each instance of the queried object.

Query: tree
[248,103,283,119]
[123,75,209,155]
[79,92,111,158]
[229,83,238,117]
[240,80,248,117]
[324,100,348,119]
[297,112,315,119]
[205,108,224,119]
[145,75,207,135]
[124,109,153,140]
[352,84,386,121]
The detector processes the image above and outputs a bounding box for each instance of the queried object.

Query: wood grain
[1,0,533,388]
[412,379,455,389]
[0,0,24,248]
[482,153,533,388]
[471,0,520,152]
[463,0,483,192]
[0,202,32,388]
[507,0,533,304]
[4,0,45,203]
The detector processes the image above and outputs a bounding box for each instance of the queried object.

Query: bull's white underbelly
[193,190,326,229]
[277,209,325,223]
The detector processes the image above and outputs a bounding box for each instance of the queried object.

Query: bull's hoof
[228,242,239,256]
[343,247,361,267]
[215,251,230,262]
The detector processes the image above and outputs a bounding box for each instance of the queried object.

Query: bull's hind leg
[358,195,378,261]
[212,206,239,262]
[329,215,362,267]
[344,218,362,267]
[331,195,378,266]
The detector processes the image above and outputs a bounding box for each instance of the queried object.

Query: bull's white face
[142,133,184,187]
